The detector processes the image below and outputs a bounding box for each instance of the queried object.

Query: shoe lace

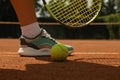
[42,29,56,42]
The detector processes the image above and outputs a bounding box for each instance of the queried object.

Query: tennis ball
[50,44,69,61]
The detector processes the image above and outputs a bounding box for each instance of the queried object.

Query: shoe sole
[18,47,73,57]
[18,47,51,57]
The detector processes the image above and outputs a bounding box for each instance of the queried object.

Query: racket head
[44,0,102,28]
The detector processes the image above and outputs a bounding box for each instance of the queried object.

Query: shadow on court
[0,56,120,80]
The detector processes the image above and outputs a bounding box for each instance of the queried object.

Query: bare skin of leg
[10,0,37,26]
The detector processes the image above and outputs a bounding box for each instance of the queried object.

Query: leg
[10,0,40,38]
[10,0,37,26]
[10,0,73,56]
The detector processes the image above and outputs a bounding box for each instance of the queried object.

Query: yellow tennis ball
[50,44,69,61]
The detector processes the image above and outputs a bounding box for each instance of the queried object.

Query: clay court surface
[0,39,120,80]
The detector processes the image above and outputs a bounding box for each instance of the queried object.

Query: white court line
[0,52,19,56]
[73,52,119,54]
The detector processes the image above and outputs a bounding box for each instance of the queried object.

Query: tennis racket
[42,0,102,27]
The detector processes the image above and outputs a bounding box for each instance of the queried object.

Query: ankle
[21,22,41,38]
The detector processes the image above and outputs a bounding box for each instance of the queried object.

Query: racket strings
[49,0,81,17]
[47,0,102,27]
[76,1,101,24]
[49,0,86,21]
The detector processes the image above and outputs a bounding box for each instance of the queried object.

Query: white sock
[21,22,41,38]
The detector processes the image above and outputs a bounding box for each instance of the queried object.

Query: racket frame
[42,0,102,28]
